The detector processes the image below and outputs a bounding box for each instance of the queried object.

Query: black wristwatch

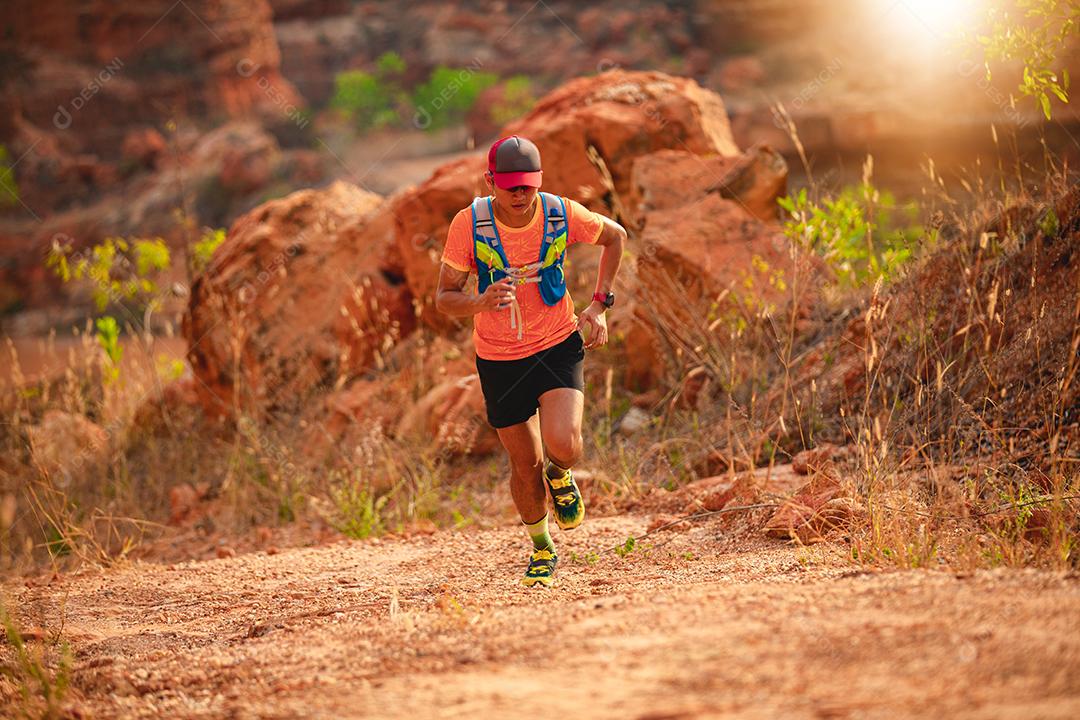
[592,291,615,308]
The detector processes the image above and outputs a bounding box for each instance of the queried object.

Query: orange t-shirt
[441,195,604,361]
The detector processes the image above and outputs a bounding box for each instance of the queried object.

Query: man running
[436,135,626,587]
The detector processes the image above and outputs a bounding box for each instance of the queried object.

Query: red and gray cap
[487,135,543,189]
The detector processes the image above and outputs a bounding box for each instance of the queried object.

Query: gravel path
[5,514,1080,718]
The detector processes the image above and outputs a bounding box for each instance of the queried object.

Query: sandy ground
[4,513,1080,719]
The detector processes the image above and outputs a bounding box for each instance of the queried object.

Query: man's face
[487,173,539,220]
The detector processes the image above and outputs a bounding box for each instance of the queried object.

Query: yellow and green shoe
[545,463,585,530]
[521,548,558,588]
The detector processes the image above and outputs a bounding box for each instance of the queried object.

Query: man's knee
[507,449,543,476]
[545,431,583,467]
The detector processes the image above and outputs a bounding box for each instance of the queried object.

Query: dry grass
[2,133,1078,575]
[624,143,1079,570]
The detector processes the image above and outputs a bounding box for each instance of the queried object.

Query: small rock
[616,406,651,436]
[216,546,236,559]
[792,443,839,475]
[168,484,199,526]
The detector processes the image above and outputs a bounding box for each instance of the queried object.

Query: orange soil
[4,514,1080,719]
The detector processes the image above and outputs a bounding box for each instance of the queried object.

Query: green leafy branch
[978,0,1078,118]
[46,235,174,383]
[778,180,925,287]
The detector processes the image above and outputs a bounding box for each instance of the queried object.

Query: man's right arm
[436,263,516,317]
[435,263,477,316]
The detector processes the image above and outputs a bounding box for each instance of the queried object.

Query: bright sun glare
[895,0,980,37]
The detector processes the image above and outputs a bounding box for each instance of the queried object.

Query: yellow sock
[545,459,570,480]
[523,514,554,551]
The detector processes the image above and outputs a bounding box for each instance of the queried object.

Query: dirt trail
[5,515,1080,719]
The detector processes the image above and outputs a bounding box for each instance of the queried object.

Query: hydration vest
[471,192,569,339]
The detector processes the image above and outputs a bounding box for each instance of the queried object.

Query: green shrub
[490,75,537,126]
[47,236,171,312]
[412,66,498,131]
[46,235,173,384]
[330,475,387,540]
[331,52,408,130]
[193,227,226,273]
[778,182,925,287]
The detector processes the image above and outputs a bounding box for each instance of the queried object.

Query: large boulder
[619,139,794,388]
[391,70,743,330]
[184,181,415,416]
[395,374,498,456]
[503,71,739,200]
[391,159,488,333]
[625,192,794,387]
[626,144,787,227]
[311,333,476,435]
[637,193,790,307]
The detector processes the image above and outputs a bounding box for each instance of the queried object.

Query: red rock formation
[626,193,793,386]
[392,70,743,331]
[184,181,414,416]
[637,193,785,293]
[182,69,801,432]
[505,71,740,199]
[627,144,788,227]
[308,333,492,463]
[0,0,305,227]
[395,374,498,456]
[4,0,301,154]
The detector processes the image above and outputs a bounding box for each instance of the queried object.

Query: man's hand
[578,301,609,349]
[477,277,516,312]
[436,264,516,317]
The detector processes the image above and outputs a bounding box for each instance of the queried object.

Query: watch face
[604,292,615,308]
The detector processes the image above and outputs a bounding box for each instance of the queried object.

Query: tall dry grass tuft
[0,598,73,719]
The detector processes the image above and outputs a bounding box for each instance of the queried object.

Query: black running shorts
[475,330,586,429]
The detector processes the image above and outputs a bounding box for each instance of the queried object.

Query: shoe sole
[553,507,585,531]
[521,575,555,588]
[546,473,586,531]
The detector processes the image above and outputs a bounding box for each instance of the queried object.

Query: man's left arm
[578,215,626,349]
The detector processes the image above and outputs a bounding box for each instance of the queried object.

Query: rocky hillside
[0,0,328,328]
[3,0,1079,330]
[181,70,791,453]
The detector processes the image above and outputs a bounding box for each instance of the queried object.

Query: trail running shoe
[545,464,585,530]
[521,548,558,588]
